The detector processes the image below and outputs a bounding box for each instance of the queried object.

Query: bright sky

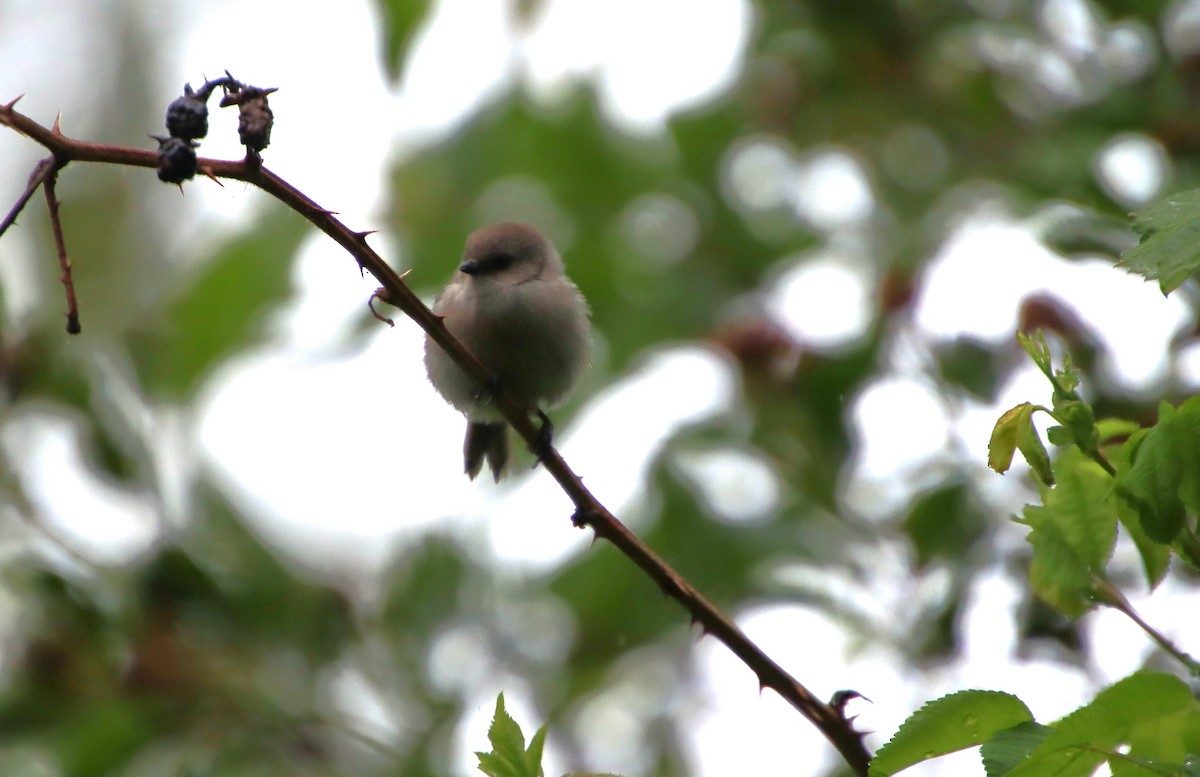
[1,1,1197,776]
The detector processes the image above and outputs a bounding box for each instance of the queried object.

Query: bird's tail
[464,422,508,482]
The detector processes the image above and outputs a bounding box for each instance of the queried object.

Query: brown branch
[0,152,57,238]
[42,169,81,334]
[0,99,873,774]
[1092,577,1200,676]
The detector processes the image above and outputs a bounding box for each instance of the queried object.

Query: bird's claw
[531,410,554,468]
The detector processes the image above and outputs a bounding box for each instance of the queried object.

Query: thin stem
[42,170,80,334]
[1093,577,1200,676]
[0,154,56,238]
[0,100,872,773]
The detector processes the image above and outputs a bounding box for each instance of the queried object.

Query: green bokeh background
[1,1,1199,776]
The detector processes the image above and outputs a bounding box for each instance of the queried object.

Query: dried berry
[153,135,198,183]
[165,84,209,140]
[221,85,277,152]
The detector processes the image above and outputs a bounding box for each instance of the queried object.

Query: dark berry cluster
[165,83,210,141]
[155,72,278,184]
[220,85,277,153]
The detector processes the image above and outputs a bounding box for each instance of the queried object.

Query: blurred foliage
[2,1,1200,776]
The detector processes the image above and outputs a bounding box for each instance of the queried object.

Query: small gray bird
[424,223,591,481]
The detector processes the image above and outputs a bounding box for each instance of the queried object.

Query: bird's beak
[459,260,481,275]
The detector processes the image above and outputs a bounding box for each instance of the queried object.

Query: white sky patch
[671,446,780,524]
[845,375,952,501]
[687,605,857,777]
[721,135,796,211]
[1093,133,1170,207]
[766,252,873,349]
[788,148,876,230]
[392,0,516,146]
[520,0,753,133]
[485,345,739,570]
[177,0,399,230]
[2,409,161,564]
[916,209,1191,390]
[196,324,474,577]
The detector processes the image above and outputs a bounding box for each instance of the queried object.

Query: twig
[0,99,873,774]
[0,153,56,238]
[42,170,80,334]
[1092,577,1200,676]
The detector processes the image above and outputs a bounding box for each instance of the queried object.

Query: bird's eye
[487,252,514,271]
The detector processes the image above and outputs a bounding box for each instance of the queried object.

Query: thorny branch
[43,169,80,334]
[0,150,57,238]
[0,96,873,775]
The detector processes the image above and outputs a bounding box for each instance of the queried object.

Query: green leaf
[1117,400,1200,544]
[1120,708,1200,774]
[374,0,432,82]
[1120,189,1200,294]
[1006,672,1196,777]
[476,694,546,777]
[869,690,1033,776]
[990,403,1053,483]
[1051,398,1099,457]
[1018,409,1056,486]
[1017,330,1054,380]
[1020,449,1118,616]
[981,722,1053,777]
[1116,497,1172,591]
[131,212,304,399]
[1111,432,1172,589]
[903,481,986,568]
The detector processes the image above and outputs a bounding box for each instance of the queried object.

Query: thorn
[2,94,23,110]
[176,183,185,195]
[353,230,377,244]
[830,690,871,714]
[315,208,339,217]
[200,166,223,186]
[398,268,412,280]
[51,113,63,135]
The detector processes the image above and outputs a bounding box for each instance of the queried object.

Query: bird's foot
[531,410,554,468]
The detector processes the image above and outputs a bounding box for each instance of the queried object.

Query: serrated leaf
[1121,708,1200,774]
[1120,189,1200,294]
[1116,493,1172,590]
[1109,754,1191,777]
[1117,401,1200,544]
[476,694,545,777]
[869,690,1033,776]
[981,722,1053,777]
[1006,672,1195,777]
[1020,450,1117,616]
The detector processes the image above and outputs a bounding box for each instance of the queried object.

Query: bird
[424,222,591,481]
